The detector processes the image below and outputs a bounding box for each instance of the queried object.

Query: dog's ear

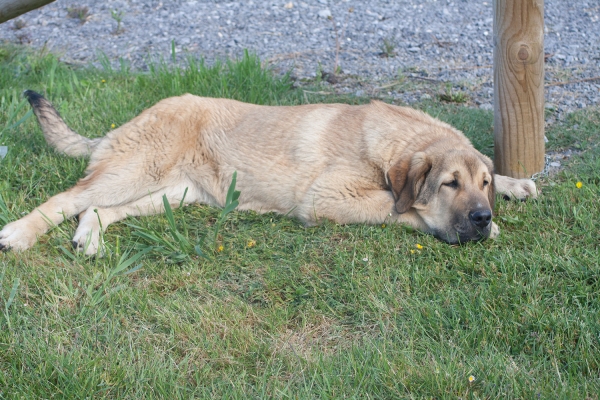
[388,152,432,214]
[480,156,496,211]
[488,176,496,212]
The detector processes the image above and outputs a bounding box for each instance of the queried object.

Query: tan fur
[0,93,538,255]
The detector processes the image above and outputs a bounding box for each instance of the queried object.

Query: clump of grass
[439,83,469,103]
[11,19,26,30]
[379,37,397,58]
[15,33,31,45]
[130,173,240,263]
[67,6,90,24]
[111,9,125,34]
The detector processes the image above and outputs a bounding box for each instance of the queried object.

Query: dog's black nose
[469,209,492,228]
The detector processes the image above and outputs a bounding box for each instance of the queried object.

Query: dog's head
[388,145,495,244]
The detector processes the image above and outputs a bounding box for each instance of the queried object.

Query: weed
[396,69,407,84]
[111,9,125,34]
[15,33,31,45]
[130,172,240,262]
[379,37,397,58]
[128,195,202,263]
[67,6,90,24]
[11,19,26,30]
[212,171,241,245]
[439,83,469,103]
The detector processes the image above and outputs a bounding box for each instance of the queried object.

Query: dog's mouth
[433,220,492,244]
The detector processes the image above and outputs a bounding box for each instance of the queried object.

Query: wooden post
[0,0,55,24]
[493,0,545,178]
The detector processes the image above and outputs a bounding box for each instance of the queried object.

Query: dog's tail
[24,90,101,157]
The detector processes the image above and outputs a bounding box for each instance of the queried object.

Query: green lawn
[0,45,598,398]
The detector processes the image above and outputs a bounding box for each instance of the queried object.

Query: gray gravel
[1,0,599,117]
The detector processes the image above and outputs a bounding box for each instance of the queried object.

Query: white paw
[511,179,538,199]
[71,230,103,256]
[0,220,38,251]
[72,212,104,256]
[489,221,500,239]
[495,175,539,200]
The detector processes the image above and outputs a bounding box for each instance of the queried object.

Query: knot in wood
[518,46,530,61]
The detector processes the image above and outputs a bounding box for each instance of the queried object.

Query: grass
[67,6,90,25]
[379,37,397,58]
[0,44,599,398]
[439,83,470,104]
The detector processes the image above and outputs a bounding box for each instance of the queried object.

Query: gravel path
[1,0,599,116]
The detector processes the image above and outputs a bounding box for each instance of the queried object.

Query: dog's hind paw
[0,221,38,252]
[72,210,105,256]
[71,228,104,256]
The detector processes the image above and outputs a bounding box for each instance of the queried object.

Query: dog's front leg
[494,175,538,200]
[302,186,431,232]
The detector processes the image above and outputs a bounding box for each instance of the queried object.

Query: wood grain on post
[493,0,545,178]
[0,0,55,24]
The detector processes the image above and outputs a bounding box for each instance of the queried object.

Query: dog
[0,91,537,255]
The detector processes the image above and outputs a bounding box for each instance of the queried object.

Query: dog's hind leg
[71,186,198,256]
[0,186,93,251]
[0,173,132,252]
[0,164,196,252]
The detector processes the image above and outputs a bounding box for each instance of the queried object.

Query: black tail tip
[23,90,45,106]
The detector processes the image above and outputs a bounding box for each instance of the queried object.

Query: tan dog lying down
[0,91,537,255]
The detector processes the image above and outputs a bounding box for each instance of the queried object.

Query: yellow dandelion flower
[576,181,583,189]
[247,239,256,248]
[217,245,224,252]
[468,375,475,383]
[101,79,106,83]
[381,223,386,228]
[416,243,423,250]
[111,123,116,129]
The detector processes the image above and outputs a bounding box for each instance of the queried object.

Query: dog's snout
[469,209,492,228]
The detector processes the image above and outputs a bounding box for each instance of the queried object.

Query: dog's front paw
[0,220,38,251]
[494,175,539,200]
[488,221,500,239]
[511,178,538,199]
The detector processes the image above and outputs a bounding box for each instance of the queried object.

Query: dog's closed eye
[442,180,459,189]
